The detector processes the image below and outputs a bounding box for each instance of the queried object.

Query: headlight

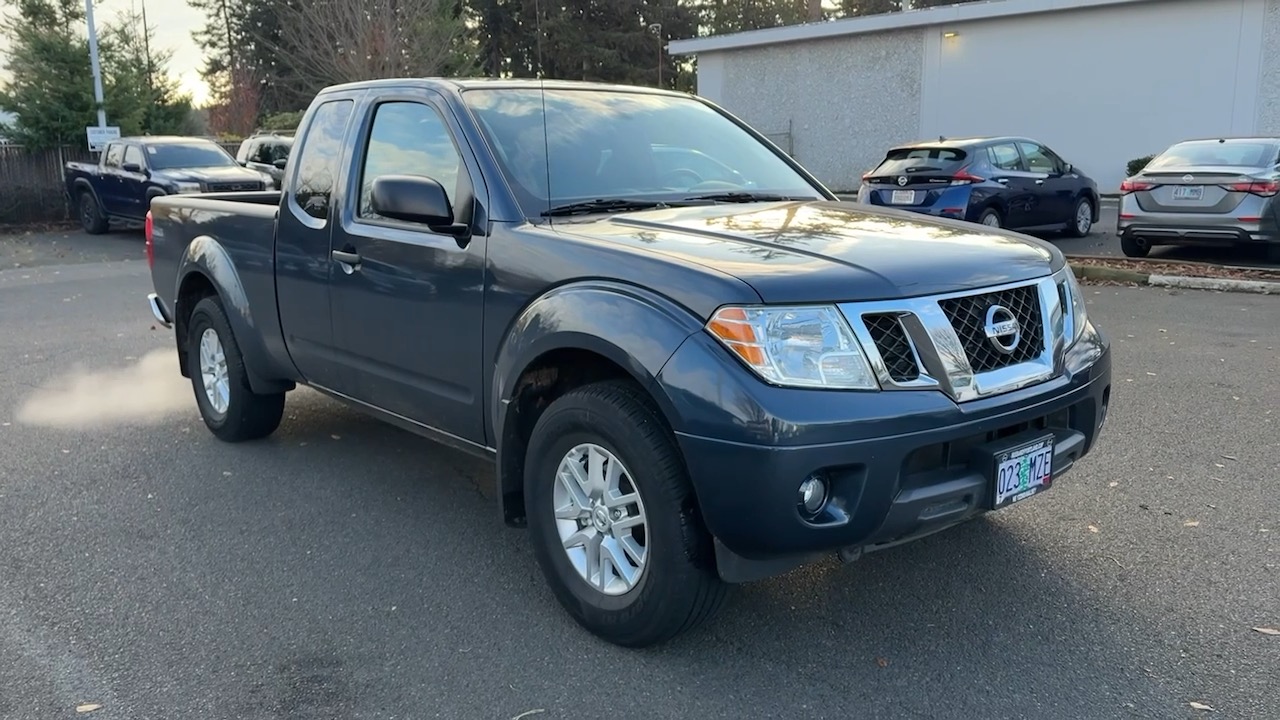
[173,182,202,194]
[1058,267,1088,345]
[706,305,879,390]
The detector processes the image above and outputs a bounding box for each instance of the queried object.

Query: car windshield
[146,142,238,170]
[1147,141,1280,169]
[460,87,823,216]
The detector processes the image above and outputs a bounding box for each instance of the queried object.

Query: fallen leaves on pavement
[1252,627,1279,636]
[1188,701,1214,711]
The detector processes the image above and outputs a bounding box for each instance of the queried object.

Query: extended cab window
[292,99,354,220]
[358,102,462,221]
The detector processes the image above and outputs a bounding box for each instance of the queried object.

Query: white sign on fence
[85,125,120,152]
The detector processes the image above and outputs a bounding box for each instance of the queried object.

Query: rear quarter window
[291,100,355,221]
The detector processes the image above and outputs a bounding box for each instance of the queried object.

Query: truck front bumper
[665,327,1112,583]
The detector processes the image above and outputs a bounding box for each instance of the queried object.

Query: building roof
[667,0,1162,56]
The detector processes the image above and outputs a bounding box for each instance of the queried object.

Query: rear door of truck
[324,87,488,443]
[273,91,362,390]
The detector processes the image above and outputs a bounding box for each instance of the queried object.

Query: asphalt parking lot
[1,228,1277,720]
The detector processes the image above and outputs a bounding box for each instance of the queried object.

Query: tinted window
[1017,142,1058,173]
[252,139,291,164]
[123,145,144,168]
[1148,141,1279,169]
[103,143,123,167]
[293,100,354,221]
[988,143,1024,172]
[358,102,463,220]
[875,146,969,175]
[462,88,821,215]
[146,142,237,170]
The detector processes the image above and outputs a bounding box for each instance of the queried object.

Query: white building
[668,0,1280,193]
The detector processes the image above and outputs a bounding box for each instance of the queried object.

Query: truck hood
[555,200,1063,303]
[154,166,266,184]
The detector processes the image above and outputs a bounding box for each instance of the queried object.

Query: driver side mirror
[273,158,288,169]
[122,162,143,174]
[1062,163,1073,174]
[370,174,466,237]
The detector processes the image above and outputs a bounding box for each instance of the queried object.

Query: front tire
[1066,196,1094,237]
[185,296,285,442]
[524,380,729,647]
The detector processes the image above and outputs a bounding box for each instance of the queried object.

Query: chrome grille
[862,313,920,382]
[938,284,1044,372]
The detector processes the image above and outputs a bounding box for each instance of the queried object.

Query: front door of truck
[326,92,488,444]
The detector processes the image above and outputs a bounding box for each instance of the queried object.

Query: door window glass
[103,143,124,168]
[292,99,354,221]
[123,145,144,168]
[1018,142,1058,173]
[357,101,463,221]
[988,143,1025,172]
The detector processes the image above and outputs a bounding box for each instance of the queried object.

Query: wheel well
[498,348,664,527]
[174,272,218,377]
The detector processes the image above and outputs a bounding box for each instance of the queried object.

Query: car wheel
[1120,234,1151,258]
[979,208,1002,228]
[524,380,729,648]
[185,296,285,442]
[78,190,108,235]
[1066,197,1094,238]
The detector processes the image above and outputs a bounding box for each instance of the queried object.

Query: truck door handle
[331,249,361,273]
[1034,179,1045,185]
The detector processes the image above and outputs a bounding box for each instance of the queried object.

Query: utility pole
[85,0,107,128]
[649,23,663,87]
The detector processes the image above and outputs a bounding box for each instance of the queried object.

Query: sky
[0,0,211,105]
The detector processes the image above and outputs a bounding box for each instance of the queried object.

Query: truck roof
[316,76,694,99]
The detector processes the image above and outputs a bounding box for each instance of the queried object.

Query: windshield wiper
[541,198,672,217]
[682,191,802,203]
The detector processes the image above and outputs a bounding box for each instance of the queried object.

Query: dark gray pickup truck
[145,78,1112,647]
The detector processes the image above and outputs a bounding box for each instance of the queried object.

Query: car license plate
[992,434,1054,509]
[1172,185,1204,201]
[890,189,916,205]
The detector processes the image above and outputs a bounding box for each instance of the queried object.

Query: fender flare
[490,281,706,523]
[69,177,102,207]
[174,236,292,395]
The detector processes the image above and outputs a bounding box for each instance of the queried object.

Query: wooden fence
[0,142,240,227]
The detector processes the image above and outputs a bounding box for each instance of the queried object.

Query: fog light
[798,474,828,516]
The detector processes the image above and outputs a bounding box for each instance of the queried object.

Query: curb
[1069,262,1280,295]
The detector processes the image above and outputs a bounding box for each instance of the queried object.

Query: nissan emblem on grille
[896,176,908,187]
[983,304,1021,354]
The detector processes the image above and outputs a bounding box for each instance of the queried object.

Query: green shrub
[1127,154,1155,177]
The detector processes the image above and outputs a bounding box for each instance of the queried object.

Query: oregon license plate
[992,435,1054,509]
[890,189,916,204]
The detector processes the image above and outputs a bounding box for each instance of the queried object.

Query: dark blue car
[856,136,1100,237]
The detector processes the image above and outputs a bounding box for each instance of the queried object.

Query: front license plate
[992,435,1054,509]
[1172,185,1204,200]
[890,189,916,204]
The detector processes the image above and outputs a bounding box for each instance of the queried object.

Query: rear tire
[978,208,1002,228]
[77,190,108,235]
[1065,196,1094,238]
[1120,234,1151,258]
[524,380,729,648]
[186,296,285,442]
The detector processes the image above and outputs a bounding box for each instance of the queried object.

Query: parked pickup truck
[145,78,1113,648]
[65,135,270,234]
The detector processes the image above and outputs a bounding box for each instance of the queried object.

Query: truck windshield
[146,142,239,170]
[461,87,824,217]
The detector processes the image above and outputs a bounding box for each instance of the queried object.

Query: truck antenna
[535,0,552,219]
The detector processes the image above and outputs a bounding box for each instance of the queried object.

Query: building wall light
[942,31,959,38]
